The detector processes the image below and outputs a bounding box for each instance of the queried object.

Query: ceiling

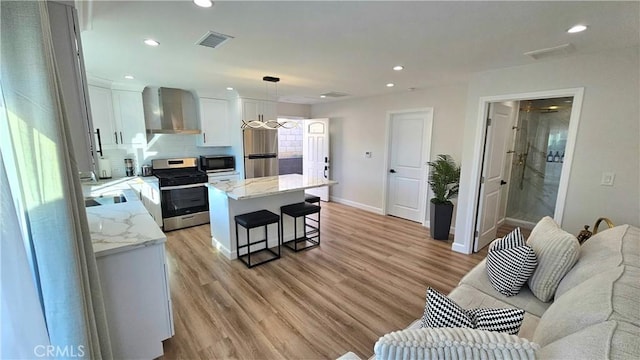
[79,0,640,104]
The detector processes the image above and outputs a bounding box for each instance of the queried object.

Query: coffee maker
[124,158,135,177]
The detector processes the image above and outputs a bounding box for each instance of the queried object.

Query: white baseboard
[329,196,384,215]
[211,237,234,259]
[452,242,471,254]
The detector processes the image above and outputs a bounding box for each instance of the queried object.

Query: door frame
[467,88,584,252]
[382,108,434,226]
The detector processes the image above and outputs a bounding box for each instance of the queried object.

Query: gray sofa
[341,224,640,359]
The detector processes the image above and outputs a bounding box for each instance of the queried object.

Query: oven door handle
[160,183,207,191]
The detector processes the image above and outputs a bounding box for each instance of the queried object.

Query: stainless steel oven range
[152,158,209,231]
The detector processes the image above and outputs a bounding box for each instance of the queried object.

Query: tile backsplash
[98,134,233,177]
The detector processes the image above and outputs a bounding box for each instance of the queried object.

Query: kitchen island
[207,174,337,259]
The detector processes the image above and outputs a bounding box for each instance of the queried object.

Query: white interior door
[386,110,432,223]
[303,118,329,201]
[474,102,513,251]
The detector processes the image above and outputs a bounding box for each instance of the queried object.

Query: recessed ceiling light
[548,105,559,110]
[320,95,327,98]
[567,24,587,33]
[194,0,213,8]
[124,75,134,80]
[393,65,404,71]
[226,87,233,91]
[144,39,160,47]
[386,83,395,87]
[564,100,572,103]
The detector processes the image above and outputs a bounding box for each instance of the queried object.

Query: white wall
[454,46,640,253]
[278,102,311,118]
[311,84,468,215]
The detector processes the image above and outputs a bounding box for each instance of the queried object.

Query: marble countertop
[207,174,337,200]
[84,179,166,257]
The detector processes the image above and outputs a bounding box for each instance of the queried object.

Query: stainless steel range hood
[143,87,201,134]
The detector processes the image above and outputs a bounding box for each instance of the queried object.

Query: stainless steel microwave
[199,155,235,173]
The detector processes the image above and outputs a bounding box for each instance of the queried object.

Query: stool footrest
[283,236,320,252]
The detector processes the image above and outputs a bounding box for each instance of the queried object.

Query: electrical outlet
[364,151,372,158]
[601,172,615,186]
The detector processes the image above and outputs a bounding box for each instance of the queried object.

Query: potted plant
[427,154,461,240]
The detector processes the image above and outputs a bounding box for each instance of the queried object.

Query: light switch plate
[601,172,615,186]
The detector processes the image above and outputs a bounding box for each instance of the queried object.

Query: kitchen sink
[85,194,127,207]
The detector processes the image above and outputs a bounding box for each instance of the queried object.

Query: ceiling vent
[524,43,574,60]
[320,91,349,98]
[196,31,233,49]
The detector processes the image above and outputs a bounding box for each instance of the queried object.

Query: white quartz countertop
[207,174,337,200]
[84,179,166,257]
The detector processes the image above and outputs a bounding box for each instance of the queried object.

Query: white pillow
[526,216,580,302]
[374,327,539,360]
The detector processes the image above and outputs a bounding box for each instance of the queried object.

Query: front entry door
[303,118,330,201]
[474,102,513,251]
[386,110,432,223]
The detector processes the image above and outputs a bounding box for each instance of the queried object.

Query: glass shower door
[505,97,572,226]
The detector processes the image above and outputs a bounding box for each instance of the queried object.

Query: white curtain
[0,1,111,359]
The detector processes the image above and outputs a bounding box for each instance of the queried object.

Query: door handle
[389,169,396,173]
[500,180,507,185]
[324,165,328,179]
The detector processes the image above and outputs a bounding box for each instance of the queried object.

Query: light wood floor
[160,202,487,359]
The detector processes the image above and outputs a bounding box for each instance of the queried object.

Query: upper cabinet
[198,97,231,147]
[111,90,146,146]
[47,1,95,175]
[88,85,117,147]
[88,85,146,149]
[241,98,277,124]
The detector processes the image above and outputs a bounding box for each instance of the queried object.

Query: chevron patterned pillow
[421,288,525,335]
[486,227,538,296]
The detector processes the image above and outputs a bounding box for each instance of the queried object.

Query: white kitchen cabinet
[96,242,173,359]
[111,90,146,146]
[208,173,239,184]
[88,85,117,147]
[140,180,163,227]
[48,2,96,175]
[88,85,146,148]
[198,97,230,146]
[241,98,277,123]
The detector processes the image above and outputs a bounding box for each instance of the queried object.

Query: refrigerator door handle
[247,153,277,159]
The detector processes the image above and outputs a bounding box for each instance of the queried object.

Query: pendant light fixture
[241,76,299,129]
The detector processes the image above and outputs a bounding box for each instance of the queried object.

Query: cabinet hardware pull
[203,133,206,143]
[114,131,118,144]
[119,131,123,144]
[95,128,103,156]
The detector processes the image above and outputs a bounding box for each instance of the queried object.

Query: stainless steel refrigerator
[243,128,278,178]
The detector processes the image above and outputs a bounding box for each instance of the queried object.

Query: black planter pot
[430,202,454,240]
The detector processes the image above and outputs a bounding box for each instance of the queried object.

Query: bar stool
[280,202,321,252]
[305,193,321,204]
[234,210,281,268]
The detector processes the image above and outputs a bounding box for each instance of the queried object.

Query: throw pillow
[374,327,539,360]
[467,308,526,335]
[421,287,473,329]
[420,287,525,335]
[486,227,538,296]
[526,216,580,302]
